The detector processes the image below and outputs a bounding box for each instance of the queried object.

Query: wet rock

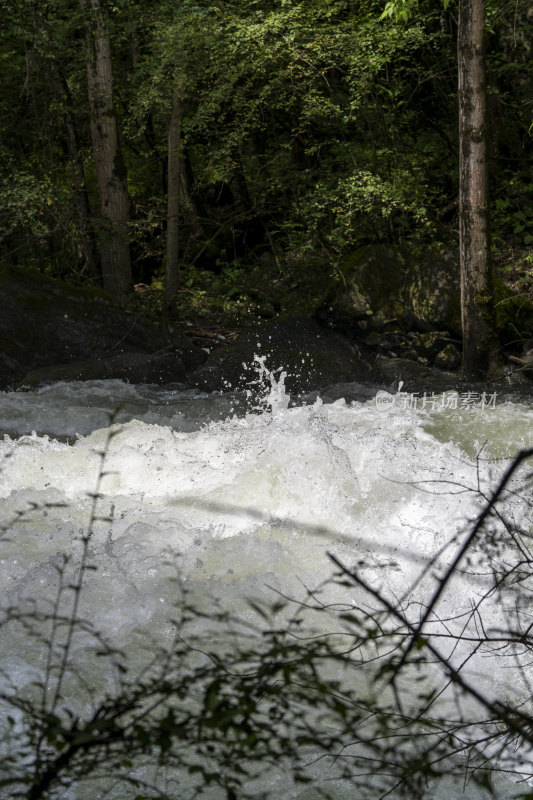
[187,316,373,395]
[19,351,197,388]
[374,357,462,394]
[374,355,533,399]
[0,265,206,388]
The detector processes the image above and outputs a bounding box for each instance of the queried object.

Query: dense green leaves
[0,0,531,311]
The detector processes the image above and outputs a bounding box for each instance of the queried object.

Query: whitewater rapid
[0,374,532,798]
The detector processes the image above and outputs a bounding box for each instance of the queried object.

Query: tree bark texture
[458,0,497,377]
[83,0,132,304]
[165,87,184,311]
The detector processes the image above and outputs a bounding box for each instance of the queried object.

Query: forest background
[0,0,532,331]
[2,4,533,797]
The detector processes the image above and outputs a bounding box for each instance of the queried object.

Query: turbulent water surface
[0,369,532,799]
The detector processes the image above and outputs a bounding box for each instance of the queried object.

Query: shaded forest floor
[132,246,533,355]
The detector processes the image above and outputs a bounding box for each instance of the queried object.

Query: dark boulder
[373,356,462,394]
[319,245,533,363]
[373,354,532,395]
[187,316,373,395]
[0,265,206,388]
[19,351,196,388]
[318,244,462,337]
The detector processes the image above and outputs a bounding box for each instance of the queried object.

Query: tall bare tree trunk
[458,0,497,377]
[165,87,184,312]
[83,0,131,304]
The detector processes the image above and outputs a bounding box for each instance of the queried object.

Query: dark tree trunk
[51,66,100,281]
[83,0,132,305]
[165,86,184,312]
[458,0,498,377]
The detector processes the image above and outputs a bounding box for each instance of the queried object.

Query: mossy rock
[433,343,462,371]
[319,244,461,337]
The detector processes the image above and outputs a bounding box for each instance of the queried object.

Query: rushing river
[0,369,532,799]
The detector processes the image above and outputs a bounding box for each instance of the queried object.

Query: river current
[0,368,532,799]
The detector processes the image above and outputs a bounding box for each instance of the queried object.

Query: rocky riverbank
[2,248,532,396]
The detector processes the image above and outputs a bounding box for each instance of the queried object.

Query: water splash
[245,354,290,413]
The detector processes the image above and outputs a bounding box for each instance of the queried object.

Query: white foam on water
[0,380,243,438]
[0,373,532,798]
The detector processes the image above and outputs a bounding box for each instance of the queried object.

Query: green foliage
[0,0,531,312]
[177,0,448,265]
[493,184,533,248]
[0,170,55,238]
[0,0,91,276]
[380,0,452,22]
